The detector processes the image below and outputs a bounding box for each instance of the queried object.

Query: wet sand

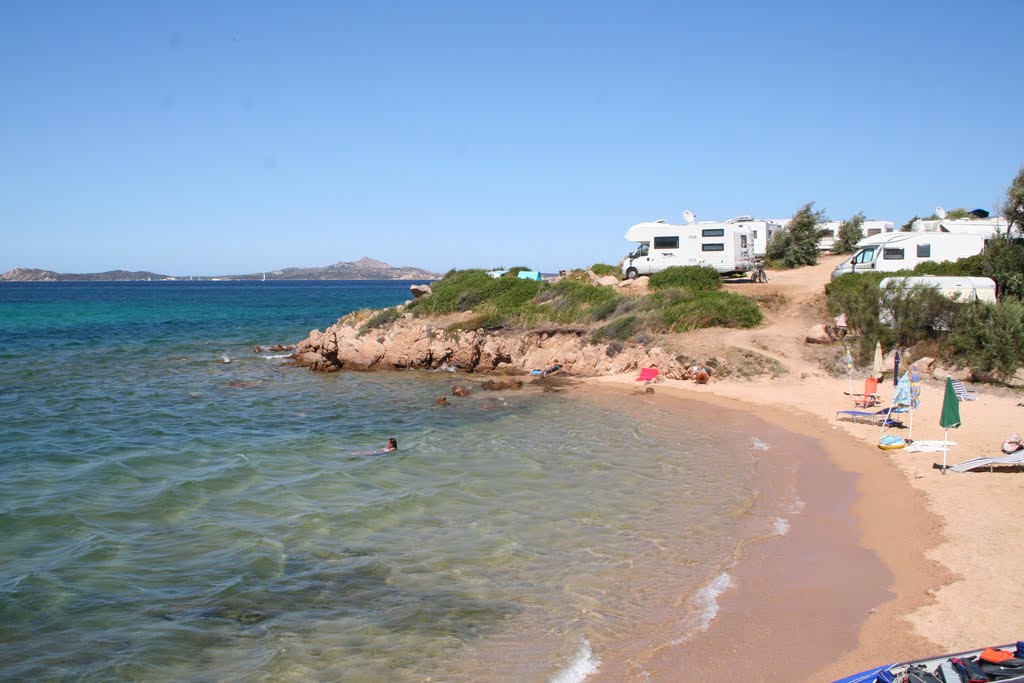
[579,380,948,682]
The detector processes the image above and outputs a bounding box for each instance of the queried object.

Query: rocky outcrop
[292,312,686,378]
[410,284,432,299]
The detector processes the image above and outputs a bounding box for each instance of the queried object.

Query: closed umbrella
[872,341,883,383]
[939,376,962,474]
[893,349,901,387]
[844,345,854,396]
[909,364,922,440]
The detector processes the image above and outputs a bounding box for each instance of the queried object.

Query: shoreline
[576,369,1023,681]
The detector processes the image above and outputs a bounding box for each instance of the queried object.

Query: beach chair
[948,450,1024,473]
[636,367,660,382]
[852,377,880,408]
[950,378,976,401]
[835,407,906,428]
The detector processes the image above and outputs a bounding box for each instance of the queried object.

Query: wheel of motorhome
[625,267,638,280]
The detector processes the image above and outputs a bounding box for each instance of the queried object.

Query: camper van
[725,216,780,257]
[621,219,756,279]
[818,220,895,251]
[878,276,997,327]
[911,216,1010,238]
[830,232,986,280]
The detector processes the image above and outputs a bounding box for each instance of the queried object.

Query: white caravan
[818,220,895,251]
[621,217,756,279]
[725,216,780,257]
[878,276,997,328]
[830,232,986,280]
[911,216,1010,238]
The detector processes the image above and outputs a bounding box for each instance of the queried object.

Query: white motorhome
[725,216,780,257]
[621,218,756,279]
[818,220,895,251]
[878,276,997,327]
[911,216,1010,238]
[830,232,986,280]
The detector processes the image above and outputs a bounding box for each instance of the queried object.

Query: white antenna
[936,206,947,219]
[682,210,696,224]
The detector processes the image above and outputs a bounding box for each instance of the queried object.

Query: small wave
[221,354,231,364]
[549,639,600,683]
[262,354,291,360]
[785,497,805,515]
[772,517,790,536]
[672,572,734,644]
[751,437,770,451]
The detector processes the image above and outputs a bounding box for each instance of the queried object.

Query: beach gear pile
[834,640,1024,682]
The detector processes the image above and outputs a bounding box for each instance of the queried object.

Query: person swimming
[351,438,398,456]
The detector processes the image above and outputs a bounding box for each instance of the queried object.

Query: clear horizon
[2,1,1022,276]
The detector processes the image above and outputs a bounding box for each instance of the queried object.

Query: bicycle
[750,262,768,284]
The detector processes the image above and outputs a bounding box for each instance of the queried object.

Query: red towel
[636,368,659,382]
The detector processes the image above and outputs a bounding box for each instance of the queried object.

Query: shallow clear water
[0,282,790,681]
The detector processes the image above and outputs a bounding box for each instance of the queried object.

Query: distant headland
[0,257,441,282]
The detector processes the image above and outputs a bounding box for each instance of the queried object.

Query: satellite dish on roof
[683,210,696,224]
[936,206,947,219]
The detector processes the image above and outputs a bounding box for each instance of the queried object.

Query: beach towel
[636,367,660,382]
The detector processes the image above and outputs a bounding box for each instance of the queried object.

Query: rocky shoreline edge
[289,289,689,379]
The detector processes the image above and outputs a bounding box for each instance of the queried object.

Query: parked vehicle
[621,217,756,279]
[818,220,895,251]
[830,232,986,280]
[878,276,997,327]
[724,215,780,257]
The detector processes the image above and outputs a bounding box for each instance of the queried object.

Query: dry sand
[580,255,1024,680]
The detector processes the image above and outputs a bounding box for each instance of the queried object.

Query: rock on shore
[292,311,685,378]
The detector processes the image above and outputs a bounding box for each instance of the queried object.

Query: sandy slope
[600,255,1024,678]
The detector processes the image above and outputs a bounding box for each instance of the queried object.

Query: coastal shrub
[911,254,984,277]
[534,279,620,324]
[946,299,1024,377]
[766,202,826,268]
[648,266,721,292]
[979,235,1024,300]
[832,212,865,254]
[358,307,401,336]
[826,272,888,335]
[878,281,961,347]
[414,270,494,313]
[590,263,621,278]
[591,315,638,343]
[662,291,763,331]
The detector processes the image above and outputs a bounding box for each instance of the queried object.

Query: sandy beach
[580,255,1024,681]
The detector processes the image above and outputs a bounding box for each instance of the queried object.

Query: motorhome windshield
[631,244,649,258]
[852,247,876,265]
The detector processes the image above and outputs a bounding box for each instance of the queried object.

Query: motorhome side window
[702,243,725,252]
[653,236,679,250]
[701,228,725,237]
[883,248,904,260]
[917,244,931,258]
[740,235,748,248]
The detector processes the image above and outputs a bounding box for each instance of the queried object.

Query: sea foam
[549,639,600,683]
[672,571,735,644]
[751,437,771,451]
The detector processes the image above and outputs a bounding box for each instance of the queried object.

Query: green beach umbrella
[939,376,962,474]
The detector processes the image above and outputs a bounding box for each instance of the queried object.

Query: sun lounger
[948,450,1024,473]
[835,408,906,428]
[950,378,976,401]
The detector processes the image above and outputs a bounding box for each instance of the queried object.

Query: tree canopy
[833,212,865,253]
[766,202,826,267]
[1005,164,1024,235]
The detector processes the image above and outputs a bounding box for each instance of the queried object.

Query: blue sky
[2,1,1022,276]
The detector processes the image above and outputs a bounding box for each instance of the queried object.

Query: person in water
[384,438,398,452]
[351,438,397,456]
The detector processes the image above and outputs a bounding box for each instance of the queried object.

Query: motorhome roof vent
[655,219,668,224]
[729,215,754,223]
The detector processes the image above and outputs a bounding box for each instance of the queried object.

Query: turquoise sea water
[0,282,794,681]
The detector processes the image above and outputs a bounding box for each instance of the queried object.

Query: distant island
[0,257,441,282]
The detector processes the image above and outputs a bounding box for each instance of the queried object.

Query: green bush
[648,266,722,291]
[661,291,762,331]
[946,299,1024,377]
[766,202,826,267]
[534,279,621,324]
[358,307,401,335]
[878,281,962,347]
[590,263,621,278]
[912,254,984,277]
[592,315,638,342]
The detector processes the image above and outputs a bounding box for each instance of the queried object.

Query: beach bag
[1001,434,1023,454]
[905,665,943,683]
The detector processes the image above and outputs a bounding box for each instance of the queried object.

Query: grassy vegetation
[403,266,764,344]
[590,263,621,278]
[648,265,721,291]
